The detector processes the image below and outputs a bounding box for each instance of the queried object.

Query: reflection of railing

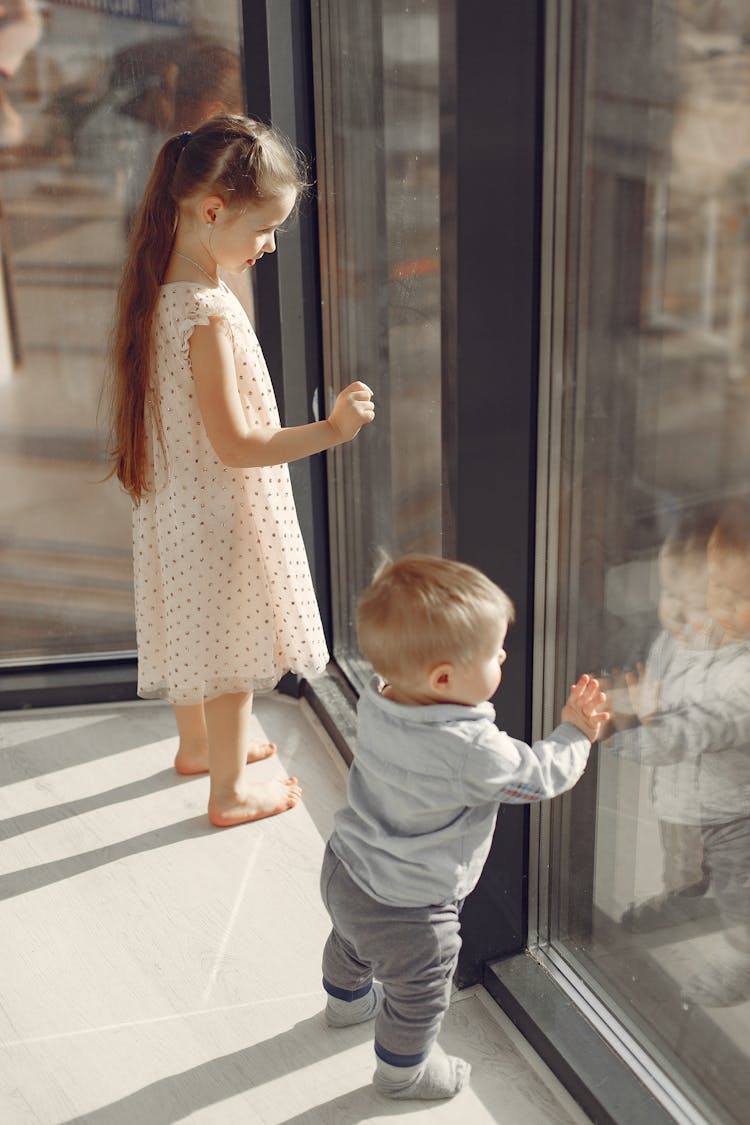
[50,0,189,29]
[0,534,134,658]
[0,202,22,379]
[0,417,134,658]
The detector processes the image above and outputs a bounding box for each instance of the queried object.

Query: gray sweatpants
[659,820,708,893]
[320,842,462,1065]
[702,816,750,927]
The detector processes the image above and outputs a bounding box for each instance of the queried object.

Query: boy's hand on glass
[561,674,610,742]
[601,665,640,732]
[624,661,657,724]
[328,381,375,443]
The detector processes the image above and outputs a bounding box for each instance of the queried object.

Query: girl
[108,115,374,827]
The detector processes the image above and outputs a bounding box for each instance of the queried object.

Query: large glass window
[539,1,750,1120]
[0,1,244,663]
[312,0,443,685]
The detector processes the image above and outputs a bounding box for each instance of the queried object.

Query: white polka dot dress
[132,281,329,704]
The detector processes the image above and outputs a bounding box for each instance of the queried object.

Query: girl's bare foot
[174,739,277,776]
[208,777,302,827]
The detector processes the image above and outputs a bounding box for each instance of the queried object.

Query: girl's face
[206,188,297,274]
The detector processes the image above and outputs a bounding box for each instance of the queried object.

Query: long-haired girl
[108,115,374,826]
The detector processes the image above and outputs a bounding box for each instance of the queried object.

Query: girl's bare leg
[203,691,302,827]
[173,698,276,775]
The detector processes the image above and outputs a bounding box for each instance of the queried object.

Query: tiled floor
[0,692,591,1124]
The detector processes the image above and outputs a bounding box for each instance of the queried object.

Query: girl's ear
[428,662,454,695]
[199,195,225,226]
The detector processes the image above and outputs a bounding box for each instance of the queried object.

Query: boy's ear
[428,662,454,695]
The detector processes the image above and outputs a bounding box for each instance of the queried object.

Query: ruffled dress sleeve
[176,284,246,359]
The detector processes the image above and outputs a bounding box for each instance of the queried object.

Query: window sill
[303,663,359,767]
[485,951,723,1125]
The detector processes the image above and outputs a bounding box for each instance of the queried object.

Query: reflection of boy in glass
[607,501,750,1006]
[685,498,750,1006]
[614,511,719,932]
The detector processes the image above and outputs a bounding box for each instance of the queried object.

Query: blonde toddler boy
[319,555,609,1099]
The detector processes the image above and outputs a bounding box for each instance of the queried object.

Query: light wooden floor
[0,692,591,1124]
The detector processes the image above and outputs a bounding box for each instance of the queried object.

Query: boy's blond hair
[709,497,750,557]
[659,507,717,565]
[356,554,515,683]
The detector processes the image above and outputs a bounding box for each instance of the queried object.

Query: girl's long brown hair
[107,115,307,502]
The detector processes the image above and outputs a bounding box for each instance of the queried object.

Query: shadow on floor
[60,1013,418,1125]
[0,709,175,782]
[0,767,198,842]
[0,812,215,900]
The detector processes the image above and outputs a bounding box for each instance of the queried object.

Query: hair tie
[178,131,191,149]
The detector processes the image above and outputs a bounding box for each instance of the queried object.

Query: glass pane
[315,0,443,685]
[0,1,244,662]
[546,1,750,1119]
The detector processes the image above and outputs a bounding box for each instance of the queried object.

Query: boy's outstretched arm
[461,675,610,808]
[561,674,610,742]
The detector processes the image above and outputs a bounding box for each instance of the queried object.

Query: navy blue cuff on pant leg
[322,976,373,1002]
[374,1040,430,1067]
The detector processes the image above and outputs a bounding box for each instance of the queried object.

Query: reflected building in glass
[313,0,442,684]
[539,1,750,1118]
[0,0,243,661]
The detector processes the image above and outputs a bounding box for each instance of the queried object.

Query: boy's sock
[373,1049,470,1100]
[682,957,750,1007]
[325,982,384,1027]
[620,887,715,933]
[682,931,750,1007]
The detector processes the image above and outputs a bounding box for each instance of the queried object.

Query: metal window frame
[309,0,395,688]
[243,0,332,650]
[435,0,546,986]
[527,0,579,958]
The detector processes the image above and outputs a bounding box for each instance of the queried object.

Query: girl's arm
[190,318,374,468]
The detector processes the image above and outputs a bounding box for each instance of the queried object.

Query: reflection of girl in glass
[0,0,43,147]
[107,116,374,826]
[172,43,243,131]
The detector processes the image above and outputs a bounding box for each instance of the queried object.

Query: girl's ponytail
[107,115,306,502]
[108,136,183,501]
